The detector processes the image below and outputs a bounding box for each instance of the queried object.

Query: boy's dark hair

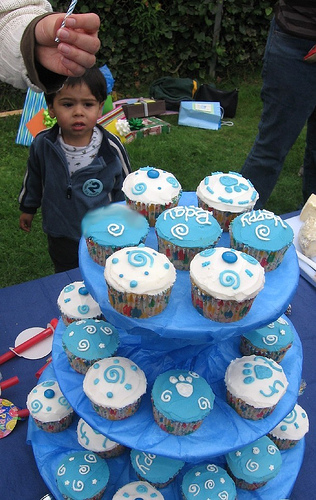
[45,66,107,106]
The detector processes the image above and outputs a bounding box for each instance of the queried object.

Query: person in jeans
[241,1,316,208]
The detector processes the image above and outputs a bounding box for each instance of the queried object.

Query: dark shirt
[275,0,316,40]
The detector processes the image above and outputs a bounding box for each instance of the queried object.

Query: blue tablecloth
[0,261,314,499]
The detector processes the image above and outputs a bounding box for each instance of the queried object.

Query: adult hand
[35,13,100,77]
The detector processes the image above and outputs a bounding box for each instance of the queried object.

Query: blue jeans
[241,18,316,208]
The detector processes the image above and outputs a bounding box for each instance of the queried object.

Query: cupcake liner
[125,194,181,227]
[59,311,104,327]
[96,443,127,459]
[239,336,292,363]
[191,280,255,323]
[157,236,220,271]
[226,390,276,420]
[135,472,177,489]
[197,197,250,232]
[33,412,73,433]
[152,401,203,435]
[227,467,267,490]
[267,434,299,450]
[91,397,142,420]
[229,235,291,272]
[63,345,117,375]
[107,284,173,318]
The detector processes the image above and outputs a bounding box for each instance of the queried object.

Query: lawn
[0,74,305,288]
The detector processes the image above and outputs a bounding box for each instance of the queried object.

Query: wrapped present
[122,99,166,119]
[97,106,134,144]
[128,116,171,140]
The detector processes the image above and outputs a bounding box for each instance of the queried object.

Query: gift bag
[194,85,238,118]
[178,101,222,130]
[16,89,47,146]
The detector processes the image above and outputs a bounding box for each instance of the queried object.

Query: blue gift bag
[178,101,222,130]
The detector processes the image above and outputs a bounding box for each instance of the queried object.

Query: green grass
[0,74,305,288]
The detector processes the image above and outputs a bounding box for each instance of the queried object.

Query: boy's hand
[19,213,34,232]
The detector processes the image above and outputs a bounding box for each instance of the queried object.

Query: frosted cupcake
[181,463,237,500]
[130,449,185,488]
[62,318,120,374]
[57,281,102,326]
[225,355,288,420]
[55,451,110,500]
[77,418,126,458]
[104,245,176,318]
[27,380,73,433]
[196,171,258,231]
[112,481,164,500]
[122,166,182,226]
[240,315,294,362]
[190,248,265,323]
[155,205,222,270]
[225,436,282,490]
[83,356,147,420]
[151,369,215,435]
[268,403,309,449]
[82,204,150,266]
[229,209,294,271]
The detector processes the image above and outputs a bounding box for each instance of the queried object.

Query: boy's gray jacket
[19,123,131,241]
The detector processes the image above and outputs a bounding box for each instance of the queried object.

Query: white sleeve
[0,0,52,90]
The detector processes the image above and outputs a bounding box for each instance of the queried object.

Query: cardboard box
[129,116,171,140]
[122,99,166,119]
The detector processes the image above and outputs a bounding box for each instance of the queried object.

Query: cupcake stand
[27,192,304,499]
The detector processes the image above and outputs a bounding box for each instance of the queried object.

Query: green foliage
[51,0,272,88]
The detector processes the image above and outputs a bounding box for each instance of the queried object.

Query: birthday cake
[57,281,102,326]
[190,247,265,322]
[82,204,150,266]
[196,171,258,231]
[155,205,222,270]
[83,356,147,420]
[104,245,176,318]
[225,355,289,420]
[151,369,215,435]
[122,166,182,226]
[62,318,120,374]
[229,209,294,271]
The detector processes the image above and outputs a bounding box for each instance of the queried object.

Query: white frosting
[225,355,288,408]
[122,166,181,204]
[190,247,265,301]
[298,216,316,258]
[83,357,147,409]
[300,193,316,221]
[104,246,176,294]
[27,380,73,422]
[269,403,309,441]
[112,481,164,500]
[196,171,258,213]
[57,281,102,319]
[77,418,120,452]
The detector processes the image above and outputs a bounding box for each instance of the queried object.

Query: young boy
[19,66,131,273]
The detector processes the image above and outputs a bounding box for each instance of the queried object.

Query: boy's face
[48,82,104,146]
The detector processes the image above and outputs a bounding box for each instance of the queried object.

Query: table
[0,266,314,499]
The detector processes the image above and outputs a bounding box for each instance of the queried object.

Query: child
[19,66,131,273]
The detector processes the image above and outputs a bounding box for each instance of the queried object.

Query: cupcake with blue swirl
[268,403,309,449]
[155,205,222,270]
[190,247,265,322]
[122,166,182,226]
[62,318,120,374]
[181,463,237,499]
[83,356,147,420]
[57,281,103,326]
[151,368,215,435]
[104,245,176,318]
[26,380,73,432]
[225,436,282,490]
[229,209,294,271]
[196,171,258,231]
[240,315,294,362]
[112,481,164,500]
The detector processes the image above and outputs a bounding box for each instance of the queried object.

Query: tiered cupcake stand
[28,193,305,499]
